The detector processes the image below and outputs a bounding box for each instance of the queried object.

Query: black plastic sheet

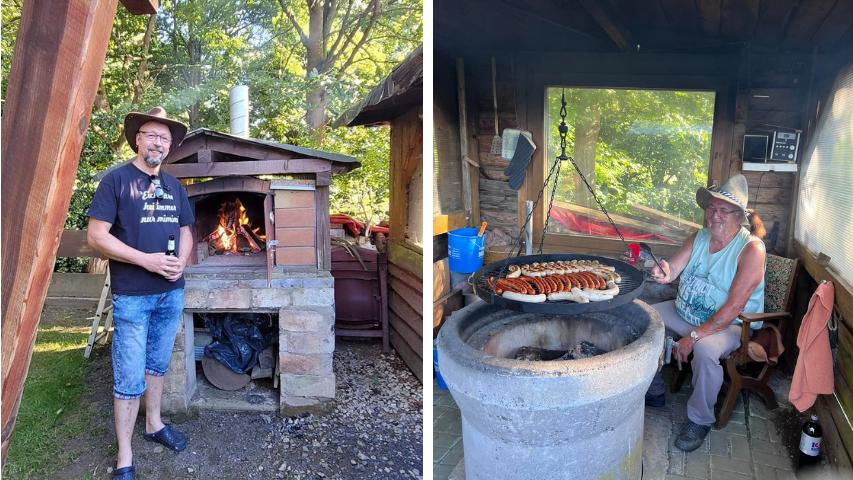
[202,313,277,374]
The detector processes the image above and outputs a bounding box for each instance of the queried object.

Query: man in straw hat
[644,174,766,452]
[87,107,193,479]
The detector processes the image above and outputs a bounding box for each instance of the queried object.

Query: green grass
[3,325,93,479]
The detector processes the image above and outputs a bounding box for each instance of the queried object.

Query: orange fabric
[789,281,835,412]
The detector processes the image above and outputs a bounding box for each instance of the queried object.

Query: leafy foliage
[1,1,420,272]
[545,87,714,241]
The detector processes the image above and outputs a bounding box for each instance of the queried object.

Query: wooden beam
[433,211,467,236]
[119,0,157,14]
[456,58,473,223]
[1,0,120,463]
[315,186,331,270]
[578,0,633,51]
[162,159,332,178]
[56,230,103,259]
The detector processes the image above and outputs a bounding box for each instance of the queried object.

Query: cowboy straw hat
[124,106,188,152]
[696,174,750,225]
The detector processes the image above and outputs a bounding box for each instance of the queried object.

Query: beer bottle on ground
[796,414,822,475]
[166,235,177,256]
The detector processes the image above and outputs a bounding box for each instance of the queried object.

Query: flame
[205,197,264,255]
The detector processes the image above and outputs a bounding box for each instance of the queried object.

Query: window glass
[544,87,715,244]
[795,65,853,282]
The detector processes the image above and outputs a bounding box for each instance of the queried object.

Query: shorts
[111,288,184,399]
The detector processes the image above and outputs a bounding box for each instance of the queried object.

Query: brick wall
[273,189,316,266]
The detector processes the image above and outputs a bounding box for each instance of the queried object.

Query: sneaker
[645,392,666,408]
[675,421,711,452]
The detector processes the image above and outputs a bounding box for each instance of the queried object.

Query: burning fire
[204,198,266,255]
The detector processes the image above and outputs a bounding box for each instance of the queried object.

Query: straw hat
[124,106,187,152]
[696,174,750,225]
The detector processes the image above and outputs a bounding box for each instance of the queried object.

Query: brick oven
[157,128,359,415]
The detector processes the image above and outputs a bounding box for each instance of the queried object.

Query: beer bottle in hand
[166,235,177,256]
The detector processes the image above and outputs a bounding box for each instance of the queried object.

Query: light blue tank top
[675,227,765,328]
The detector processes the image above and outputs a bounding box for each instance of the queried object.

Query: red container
[330,245,389,351]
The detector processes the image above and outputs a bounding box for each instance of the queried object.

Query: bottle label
[799,433,821,456]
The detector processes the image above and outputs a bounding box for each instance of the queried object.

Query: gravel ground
[43,305,423,480]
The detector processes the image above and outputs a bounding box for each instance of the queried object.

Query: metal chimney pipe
[229,85,249,138]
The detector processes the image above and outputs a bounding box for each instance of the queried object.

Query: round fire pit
[437,299,664,480]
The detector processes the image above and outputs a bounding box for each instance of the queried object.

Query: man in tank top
[645,174,766,452]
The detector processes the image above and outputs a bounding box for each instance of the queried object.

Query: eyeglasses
[149,175,169,199]
[705,206,740,216]
[139,130,172,144]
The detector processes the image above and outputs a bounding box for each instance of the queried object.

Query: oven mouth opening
[194,192,267,266]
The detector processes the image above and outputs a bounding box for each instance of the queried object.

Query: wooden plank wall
[731,51,815,257]
[387,241,423,382]
[388,108,423,382]
[473,56,518,247]
[433,50,465,219]
[794,242,853,472]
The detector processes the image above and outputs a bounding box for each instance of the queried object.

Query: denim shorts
[111,289,184,399]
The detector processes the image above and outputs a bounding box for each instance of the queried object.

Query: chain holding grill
[500,89,635,278]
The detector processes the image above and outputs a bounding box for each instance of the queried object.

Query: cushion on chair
[746,323,784,364]
[764,255,797,313]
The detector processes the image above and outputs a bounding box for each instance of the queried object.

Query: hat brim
[124,113,188,152]
[696,188,749,226]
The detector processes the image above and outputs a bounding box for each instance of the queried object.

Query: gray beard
[143,154,162,167]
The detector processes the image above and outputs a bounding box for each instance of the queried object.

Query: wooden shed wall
[388,108,423,382]
[433,52,465,220]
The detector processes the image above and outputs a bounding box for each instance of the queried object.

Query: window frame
[517,58,736,258]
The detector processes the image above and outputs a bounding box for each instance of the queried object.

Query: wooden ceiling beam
[578,0,634,51]
[118,0,158,14]
[163,159,332,178]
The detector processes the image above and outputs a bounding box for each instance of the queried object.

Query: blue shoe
[675,421,711,452]
[645,392,666,408]
[143,424,188,452]
[113,465,135,479]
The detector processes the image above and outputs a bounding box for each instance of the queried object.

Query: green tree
[545,87,714,241]
[2,1,420,272]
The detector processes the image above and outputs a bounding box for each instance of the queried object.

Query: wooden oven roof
[97,128,359,180]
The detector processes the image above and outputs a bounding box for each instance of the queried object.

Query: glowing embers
[204,197,266,255]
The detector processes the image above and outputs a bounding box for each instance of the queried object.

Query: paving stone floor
[433,369,831,480]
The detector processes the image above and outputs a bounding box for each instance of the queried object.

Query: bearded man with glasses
[87,107,194,480]
[643,174,767,452]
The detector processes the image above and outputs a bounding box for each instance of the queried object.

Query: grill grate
[471,253,645,315]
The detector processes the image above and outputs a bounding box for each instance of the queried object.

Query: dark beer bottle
[166,235,177,256]
[795,414,822,474]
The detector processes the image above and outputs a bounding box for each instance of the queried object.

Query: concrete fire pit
[437,299,664,480]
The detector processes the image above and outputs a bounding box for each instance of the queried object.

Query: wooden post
[0,0,156,463]
[456,58,473,224]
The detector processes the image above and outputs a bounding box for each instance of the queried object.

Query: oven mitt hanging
[504,133,536,191]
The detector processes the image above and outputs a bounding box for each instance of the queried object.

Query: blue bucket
[447,227,485,273]
[433,345,448,390]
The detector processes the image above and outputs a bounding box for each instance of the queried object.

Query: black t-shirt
[88,162,194,295]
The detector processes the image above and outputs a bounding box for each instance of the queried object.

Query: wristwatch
[689,330,701,342]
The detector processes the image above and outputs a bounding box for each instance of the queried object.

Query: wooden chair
[714,254,799,428]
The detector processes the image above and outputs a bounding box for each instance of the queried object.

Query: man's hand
[144,253,185,281]
[674,336,695,363]
[650,259,673,284]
